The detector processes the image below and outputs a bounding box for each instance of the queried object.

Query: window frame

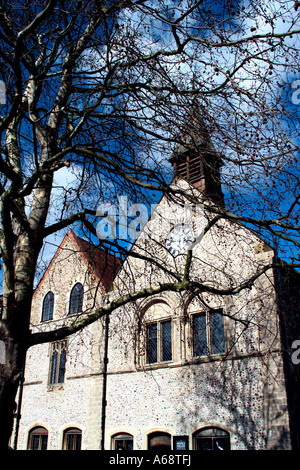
[48,340,67,388]
[41,291,54,322]
[62,427,82,450]
[193,427,230,450]
[27,426,48,450]
[112,432,134,450]
[146,318,172,365]
[192,309,226,358]
[68,282,84,316]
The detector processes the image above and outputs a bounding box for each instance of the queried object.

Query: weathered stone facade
[15,231,110,450]
[13,179,299,450]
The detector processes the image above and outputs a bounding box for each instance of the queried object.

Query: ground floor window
[148,432,171,450]
[112,433,134,450]
[63,427,82,450]
[193,427,230,450]
[27,426,48,450]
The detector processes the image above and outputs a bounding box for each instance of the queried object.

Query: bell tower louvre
[169,111,225,208]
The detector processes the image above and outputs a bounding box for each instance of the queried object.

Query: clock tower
[169,112,224,208]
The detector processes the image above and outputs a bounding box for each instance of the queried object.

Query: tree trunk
[0,333,26,450]
[0,231,41,449]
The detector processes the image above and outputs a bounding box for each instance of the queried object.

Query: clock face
[165,224,195,257]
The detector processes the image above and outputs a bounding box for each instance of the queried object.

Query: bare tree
[0,0,299,449]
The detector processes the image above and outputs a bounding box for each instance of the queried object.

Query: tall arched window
[193,427,230,450]
[68,283,83,315]
[27,426,48,450]
[41,291,54,322]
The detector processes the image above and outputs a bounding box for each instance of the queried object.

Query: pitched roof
[34,230,122,294]
[69,230,122,291]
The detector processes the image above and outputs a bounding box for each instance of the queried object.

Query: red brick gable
[34,230,121,295]
[69,231,122,292]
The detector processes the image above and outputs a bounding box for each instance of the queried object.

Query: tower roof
[169,111,224,207]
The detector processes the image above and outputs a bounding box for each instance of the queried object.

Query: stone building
[12,122,300,451]
[13,230,121,450]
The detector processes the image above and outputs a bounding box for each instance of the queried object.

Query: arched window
[63,427,82,450]
[41,291,54,322]
[148,432,171,450]
[112,433,134,450]
[68,283,83,315]
[27,426,48,450]
[193,427,230,450]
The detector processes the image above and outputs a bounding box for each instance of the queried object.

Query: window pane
[211,311,225,354]
[113,433,134,450]
[126,439,133,450]
[64,429,82,450]
[76,434,82,450]
[69,283,83,315]
[42,292,54,322]
[68,435,74,450]
[32,436,40,450]
[193,314,208,356]
[147,323,157,363]
[41,435,48,450]
[50,350,58,384]
[161,320,172,361]
[28,428,48,450]
[115,438,133,450]
[195,438,213,450]
[58,348,66,383]
[194,427,230,451]
[213,437,230,450]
